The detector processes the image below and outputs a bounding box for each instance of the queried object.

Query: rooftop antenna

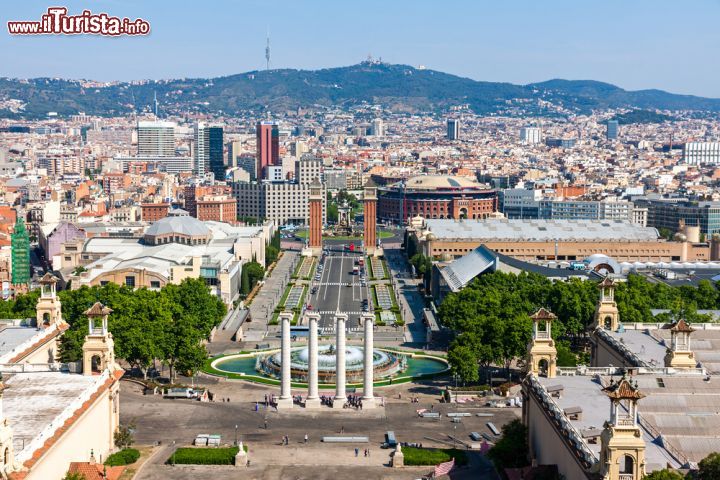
[265,28,271,71]
[153,91,159,118]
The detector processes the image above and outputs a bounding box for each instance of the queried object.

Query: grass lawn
[402,447,468,466]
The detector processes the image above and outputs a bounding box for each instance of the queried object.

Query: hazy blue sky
[2,0,720,97]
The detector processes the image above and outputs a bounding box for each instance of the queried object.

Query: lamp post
[235,424,238,446]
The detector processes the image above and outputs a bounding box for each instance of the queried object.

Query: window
[125,276,136,287]
[150,281,161,289]
[100,281,109,286]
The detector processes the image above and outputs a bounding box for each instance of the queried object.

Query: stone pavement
[122,377,514,480]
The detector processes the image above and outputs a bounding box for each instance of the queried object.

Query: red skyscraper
[256,121,279,180]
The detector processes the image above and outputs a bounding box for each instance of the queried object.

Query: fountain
[257,344,403,383]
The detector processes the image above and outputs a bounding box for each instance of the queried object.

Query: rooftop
[424,218,660,242]
[398,174,484,191]
[0,326,42,361]
[536,374,680,470]
[5,371,101,464]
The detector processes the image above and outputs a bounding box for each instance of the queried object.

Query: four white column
[362,314,376,408]
[277,312,294,409]
[278,311,380,410]
[305,312,321,408]
[333,313,347,407]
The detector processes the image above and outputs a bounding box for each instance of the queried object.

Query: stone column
[277,312,293,409]
[333,313,347,408]
[305,313,321,409]
[362,314,376,408]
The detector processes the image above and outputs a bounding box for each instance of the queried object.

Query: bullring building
[376,175,497,223]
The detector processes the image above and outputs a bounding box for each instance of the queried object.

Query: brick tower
[364,185,378,256]
[308,178,323,254]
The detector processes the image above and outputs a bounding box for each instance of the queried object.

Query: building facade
[256,122,279,180]
[377,175,497,223]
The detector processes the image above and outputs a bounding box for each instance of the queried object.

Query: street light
[235,424,238,446]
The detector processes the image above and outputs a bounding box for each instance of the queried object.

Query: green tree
[488,419,529,469]
[240,266,251,296]
[699,452,720,480]
[243,262,265,291]
[265,245,279,267]
[644,469,685,480]
[114,422,136,449]
[447,342,479,383]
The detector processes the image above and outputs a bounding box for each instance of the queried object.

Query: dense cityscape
[4,2,720,480]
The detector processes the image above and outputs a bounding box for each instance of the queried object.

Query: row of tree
[4,278,226,380]
[440,271,720,383]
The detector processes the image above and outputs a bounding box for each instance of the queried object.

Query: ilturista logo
[7,7,151,36]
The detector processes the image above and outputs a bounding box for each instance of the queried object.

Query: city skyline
[2,0,720,98]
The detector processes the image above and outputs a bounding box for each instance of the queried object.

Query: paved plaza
[123,379,511,480]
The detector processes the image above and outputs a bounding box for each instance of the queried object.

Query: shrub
[168,446,243,465]
[105,448,140,466]
[402,447,467,466]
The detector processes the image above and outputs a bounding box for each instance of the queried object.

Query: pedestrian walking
[304,434,308,444]
[341,425,345,434]
[264,420,268,430]
[355,448,359,457]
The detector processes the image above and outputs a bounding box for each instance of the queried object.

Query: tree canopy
[3,278,226,380]
[439,271,720,383]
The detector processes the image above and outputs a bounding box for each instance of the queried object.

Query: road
[306,242,368,332]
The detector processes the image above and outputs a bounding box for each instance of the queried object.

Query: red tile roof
[68,462,125,480]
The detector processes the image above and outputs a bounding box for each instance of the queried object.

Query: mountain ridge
[1,62,719,119]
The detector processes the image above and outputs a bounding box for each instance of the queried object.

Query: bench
[487,422,501,436]
[469,432,482,441]
[447,412,472,417]
[321,436,369,443]
[546,384,565,398]
[581,428,602,444]
[256,343,270,350]
[420,412,441,418]
[564,406,583,420]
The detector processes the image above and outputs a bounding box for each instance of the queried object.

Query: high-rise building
[520,126,542,144]
[447,119,460,140]
[606,120,619,141]
[137,121,176,157]
[194,123,223,178]
[209,126,224,180]
[11,217,30,286]
[227,140,242,168]
[194,123,208,176]
[370,118,384,137]
[683,142,720,165]
[256,121,279,180]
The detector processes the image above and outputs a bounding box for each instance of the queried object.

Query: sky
[2,0,720,97]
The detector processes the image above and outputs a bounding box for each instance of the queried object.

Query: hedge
[402,447,468,466]
[105,448,140,466]
[167,446,245,465]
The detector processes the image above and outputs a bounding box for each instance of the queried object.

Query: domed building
[377,174,498,223]
[143,209,212,246]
